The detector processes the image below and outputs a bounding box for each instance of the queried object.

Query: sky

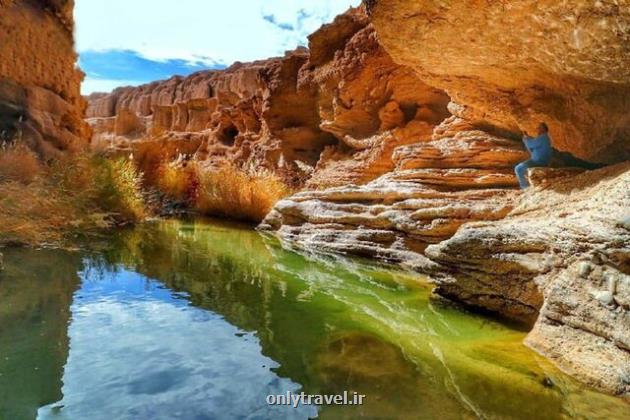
[75,0,361,94]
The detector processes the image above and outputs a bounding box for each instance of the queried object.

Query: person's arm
[522,133,534,152]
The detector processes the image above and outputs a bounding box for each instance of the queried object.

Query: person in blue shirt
[515,122,553,188]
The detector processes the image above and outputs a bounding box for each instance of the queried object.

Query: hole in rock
[218,124,239,146]
[400,103,419,124]
[0,105,23,147]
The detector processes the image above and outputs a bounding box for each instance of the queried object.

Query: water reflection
[0,218,627,419]
[0,250,80,420]
[39,269,314,419]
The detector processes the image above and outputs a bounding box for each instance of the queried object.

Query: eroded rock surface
[426,163,630,396]
[0,0,88,158]
[86,7,450,188]
[261,116,527,265]
[369,0,630,164]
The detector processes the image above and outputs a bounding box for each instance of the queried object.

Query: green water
[0,219,627,419]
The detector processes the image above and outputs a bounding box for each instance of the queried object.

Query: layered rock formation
[85,7,450,187]
[367,0,630,164]
[0,0,88,158]
[261,116,528,264]
[427,163,630,395]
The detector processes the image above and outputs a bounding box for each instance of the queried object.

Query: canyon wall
[367,0,630,164]
[0,0,88,158]
[86,8,450,188]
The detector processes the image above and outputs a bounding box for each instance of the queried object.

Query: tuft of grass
[0,148,146,247]
[0,181,73,246]
[156,161,199,203]
[92,157,146,221]
[195,164,292,223]
[50,154,146,221]
[0,145,42,184]
[155,160,292,223]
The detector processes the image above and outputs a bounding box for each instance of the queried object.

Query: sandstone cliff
[85,7,450,188]
[0,0,88,158]
[367,0,630,164]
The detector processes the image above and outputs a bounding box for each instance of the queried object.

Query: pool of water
[0,218,627,419]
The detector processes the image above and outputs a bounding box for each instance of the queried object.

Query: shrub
[156,160,199,203]
[195,164,291,223]
[153,160,291,222]
[0,152,146,246]
[92,157,146,221]
[0,181,73,245]
[0,145,42,184]
[51,154,146,221]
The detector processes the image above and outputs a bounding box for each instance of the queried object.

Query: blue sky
[75,0,361,94]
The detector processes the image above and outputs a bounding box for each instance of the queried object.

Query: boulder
[426,162,630,396]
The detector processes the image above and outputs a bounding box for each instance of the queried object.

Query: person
[514,122,553,188]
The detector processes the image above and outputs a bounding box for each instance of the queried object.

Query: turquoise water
[0,218,627,419]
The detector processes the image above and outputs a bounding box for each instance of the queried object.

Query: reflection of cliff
[90,220,629,418]
[0,249,81,419]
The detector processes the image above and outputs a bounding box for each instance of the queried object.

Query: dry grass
[0,147,145,246]
[196,164,291,222]
[156,161,199,202]
[155,160,292,223]
[0,181,74,245]
[0,145,42,184]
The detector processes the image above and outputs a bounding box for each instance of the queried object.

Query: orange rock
[369,0,630,164]
[0,0,88,158]
[85,7,451,189]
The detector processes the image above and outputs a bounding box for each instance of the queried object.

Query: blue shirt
[523,133,552,163]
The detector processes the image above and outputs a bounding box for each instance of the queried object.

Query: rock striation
[427,163,630,395]
[261,116,528,264]
[368,0,630,164]
[0,0,88,158]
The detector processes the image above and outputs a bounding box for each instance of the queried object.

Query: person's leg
[514,160,533,189]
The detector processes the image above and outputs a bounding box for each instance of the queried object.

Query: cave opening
[218,124,239,147]
[0,104,23,147]
[400,103,419,124]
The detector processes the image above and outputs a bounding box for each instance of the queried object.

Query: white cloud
[75,0,361,65]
